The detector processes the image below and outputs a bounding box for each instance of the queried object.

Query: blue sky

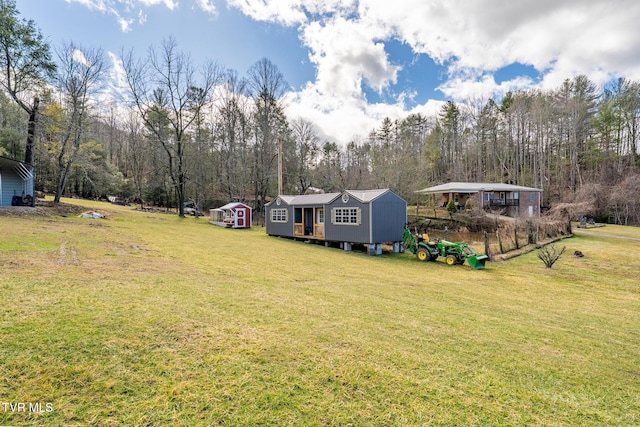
[14,0,640,143]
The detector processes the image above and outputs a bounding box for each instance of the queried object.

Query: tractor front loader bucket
[466,254,489,270]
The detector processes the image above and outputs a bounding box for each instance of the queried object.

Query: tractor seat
[422,234,439,245]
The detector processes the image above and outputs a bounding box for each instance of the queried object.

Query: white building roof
[415,182,542,194]
[218,202,251,210]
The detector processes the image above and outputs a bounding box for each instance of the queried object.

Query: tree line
[1,0,639,223]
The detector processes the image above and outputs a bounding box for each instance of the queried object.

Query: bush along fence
[490,218,573,260]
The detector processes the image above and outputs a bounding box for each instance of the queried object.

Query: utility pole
[277,138,283,195]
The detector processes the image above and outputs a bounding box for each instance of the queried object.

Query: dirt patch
[58,241,81,266]
[0,200,87,218]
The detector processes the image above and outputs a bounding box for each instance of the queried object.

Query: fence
[408,213,572,259]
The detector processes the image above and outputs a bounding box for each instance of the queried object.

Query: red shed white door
[236,208,245,227]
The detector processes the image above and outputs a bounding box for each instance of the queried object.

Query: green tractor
[402,226,439,262]
[402,226,489,270]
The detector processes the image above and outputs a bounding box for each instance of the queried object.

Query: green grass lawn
[1,199,639,426]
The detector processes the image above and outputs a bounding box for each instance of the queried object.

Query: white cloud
[64,0,108,13]
[367,0,640,93]
[438,74,535,101]
[66,0,179,32]
[282,12,407,142]
[284,0,640,141]
[225,0,308,26]
[224,0,357,26]
[107,51,128,92]
[195,0,217,15]
[71,49,90,66]
[301,17,399,98]
[118,16,134,32]
[67,0,640,143]
[138,0,178,9]
[95,52,137,120]
[137,10,147,25]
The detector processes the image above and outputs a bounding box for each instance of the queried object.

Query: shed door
[237,209,245,227]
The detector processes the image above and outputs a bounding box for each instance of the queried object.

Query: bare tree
[290,118,320,193]
[247,58,289,212]
[121,37,221,216]
[609,173,640,225]
[122,110,149,208]
[214,68,251,201]
[52,42,107,203]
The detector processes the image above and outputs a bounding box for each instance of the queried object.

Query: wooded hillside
[1,0,639,223]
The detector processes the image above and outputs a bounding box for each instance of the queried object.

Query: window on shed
[331,207,361,225]
[271,209,288,223]
[529,192,535,202]
[316,208,324,224]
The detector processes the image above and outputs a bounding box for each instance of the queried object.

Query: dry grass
[1,198,639,426]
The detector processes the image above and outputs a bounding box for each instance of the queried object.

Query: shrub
[536,243,566,268]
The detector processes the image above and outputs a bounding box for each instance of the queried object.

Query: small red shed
[209,202,252,228]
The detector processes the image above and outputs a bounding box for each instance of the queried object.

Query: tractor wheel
[416,248,429,261]
[446,255,457,265]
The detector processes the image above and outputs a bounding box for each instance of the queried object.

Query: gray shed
[265,189,407,254]
[0,156,35,207]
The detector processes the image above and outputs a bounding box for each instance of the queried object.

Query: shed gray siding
[370,191,407,243]
[265,203,294,237]
[0,171,23,206]
[266,189,406,246]
[325,199,371,243]
[0,158,35,207]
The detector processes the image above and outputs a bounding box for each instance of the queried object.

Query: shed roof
[344,188,391,202]
[0,155,33,180]
[290,192,341,205]
[0,155,22,167]
[267,189,397,206]
[266,193,340,206]
[416,182,542,194]
[218,202,251,210]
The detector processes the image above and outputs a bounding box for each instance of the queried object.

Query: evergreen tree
[0,0,56,165]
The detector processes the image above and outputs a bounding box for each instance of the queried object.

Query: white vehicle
[183,201,201,216]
